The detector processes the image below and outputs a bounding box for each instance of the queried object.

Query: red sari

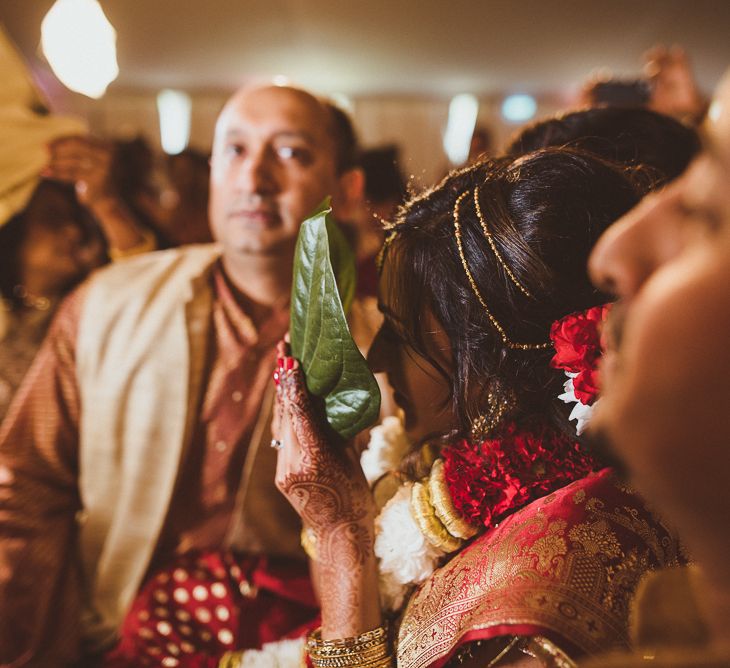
[396,468,684,667]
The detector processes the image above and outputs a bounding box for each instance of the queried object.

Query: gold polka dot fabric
[104,550,318,667]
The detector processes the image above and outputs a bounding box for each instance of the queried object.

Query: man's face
[588,73,730,539]
[208,86,345,258]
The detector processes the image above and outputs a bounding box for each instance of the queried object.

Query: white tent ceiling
[2,0,729,98]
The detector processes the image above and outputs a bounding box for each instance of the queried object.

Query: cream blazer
[75,244,303,652]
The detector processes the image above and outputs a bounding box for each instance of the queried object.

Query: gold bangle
[429,459,478,540]
[306,625,391,668]
[218,651,242,668]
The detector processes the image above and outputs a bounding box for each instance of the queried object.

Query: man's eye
[276,146,313,164]
[225,144,244,157]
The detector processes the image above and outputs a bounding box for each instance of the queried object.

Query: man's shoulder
[90,244,222,287]
[76,244,222,325]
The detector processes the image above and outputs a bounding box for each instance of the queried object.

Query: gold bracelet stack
[306,625,394,668]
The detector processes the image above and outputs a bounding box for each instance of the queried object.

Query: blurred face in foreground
[208,85,348,260]
[588,72,730,608]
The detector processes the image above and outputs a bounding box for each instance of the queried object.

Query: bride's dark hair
[380,147,648,443]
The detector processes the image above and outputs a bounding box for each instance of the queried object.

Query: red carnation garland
[442,423,598,529]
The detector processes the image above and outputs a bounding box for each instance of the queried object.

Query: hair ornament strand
[452,190,551,351]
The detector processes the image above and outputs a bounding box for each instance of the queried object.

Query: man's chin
[225,236,297,258]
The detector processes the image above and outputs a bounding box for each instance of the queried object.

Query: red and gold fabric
[397,468,684,668]
[104,551,318,667]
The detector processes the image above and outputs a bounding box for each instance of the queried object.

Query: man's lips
[227,209,280,226]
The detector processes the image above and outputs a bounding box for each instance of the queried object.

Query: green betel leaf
[290,199,381,441]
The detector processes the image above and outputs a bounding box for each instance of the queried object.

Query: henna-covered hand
[273,341,382,637]
[273,348,375,555]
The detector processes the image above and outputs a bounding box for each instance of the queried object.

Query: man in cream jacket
[0,84,364,665]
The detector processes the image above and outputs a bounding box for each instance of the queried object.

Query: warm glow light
[708,99,723,123]
[272,75,290,87]
[157,89,192,155]
[41,0,118,99]
[443,94,479,165]
[330,92,354,114]
[501,94,537,123]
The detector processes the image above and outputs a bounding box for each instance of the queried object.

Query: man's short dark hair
[322,101,360,174]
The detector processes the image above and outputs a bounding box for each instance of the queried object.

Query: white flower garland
[361,416,445,611]
[235,637,305,667]
[374,484,446,610]
[360,415,412,485]
[558,372,599,435]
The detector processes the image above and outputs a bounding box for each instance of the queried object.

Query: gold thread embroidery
[396,473,682,668]
[568,520,623,559]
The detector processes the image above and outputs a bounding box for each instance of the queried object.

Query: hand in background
[44,135,116,207]
[644,45,706,122]
[43,135,155,255]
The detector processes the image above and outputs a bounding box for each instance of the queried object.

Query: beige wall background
[51,88,567,190]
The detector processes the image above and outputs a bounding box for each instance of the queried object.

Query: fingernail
[272,370,280,386]
[277,357,284,370]
[285,357,294,371]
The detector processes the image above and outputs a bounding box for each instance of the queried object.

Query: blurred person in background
[163,148,214,245]
[0,83,367,667]
[583,45,707,126]
[347,144,407,299]
[0,32,155,421]
[467,124,494,163]
[507,106,700,185]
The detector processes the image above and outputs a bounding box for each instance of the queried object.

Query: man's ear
[331,167,366,222]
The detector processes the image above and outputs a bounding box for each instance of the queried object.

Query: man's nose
[588,190,673,299]
[236,146,277,195]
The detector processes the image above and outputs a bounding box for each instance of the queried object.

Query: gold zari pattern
[396,470,682,668]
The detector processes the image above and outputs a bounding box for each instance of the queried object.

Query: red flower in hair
[549,305,608,374]
[550,304,611,406]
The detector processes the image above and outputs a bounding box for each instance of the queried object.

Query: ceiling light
[501,94,537,123]
[41,0,119,99]
[157,89,191,155]
[443,94,479,165]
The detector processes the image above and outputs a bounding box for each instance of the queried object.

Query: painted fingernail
[285,357,294,371]
[277,357,284,370]
[272,370,280,386]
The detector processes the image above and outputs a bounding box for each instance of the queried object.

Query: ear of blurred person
[586,68,730,665]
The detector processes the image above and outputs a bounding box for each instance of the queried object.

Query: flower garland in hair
[549,304,611,434]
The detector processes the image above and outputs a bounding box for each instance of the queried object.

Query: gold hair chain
[473,187,534,298]
[453,190,551,351]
